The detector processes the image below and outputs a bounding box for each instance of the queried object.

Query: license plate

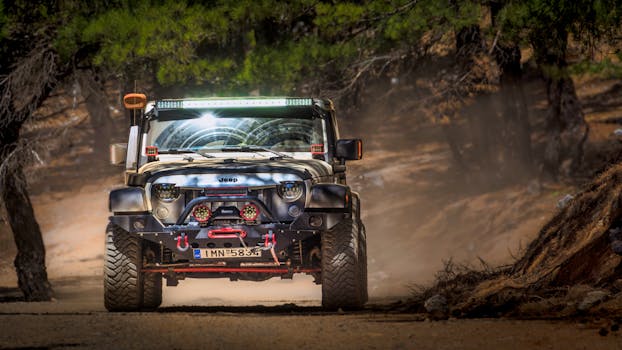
[193,248,262,259]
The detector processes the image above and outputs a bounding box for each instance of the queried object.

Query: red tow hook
[264,230,279,265]
[264,231,276,247]
[176,233,190,252]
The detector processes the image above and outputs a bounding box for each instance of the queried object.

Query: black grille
[203,187,248,196]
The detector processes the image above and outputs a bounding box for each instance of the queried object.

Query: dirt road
[4,314,622,350]
[0,278,620,350]
[0,279,619,350]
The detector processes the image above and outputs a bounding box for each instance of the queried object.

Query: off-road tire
[142,273,162,309]
[358,222,368,304]
[352,194,368,304]
[141,242,162,310]
[104,223,143,311]
[321,218,365,310]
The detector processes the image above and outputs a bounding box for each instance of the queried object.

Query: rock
[424,294,448,319]
[557,194,574,209]
[566,284,594,301]
[609,227,622,240]
[527,179,542,195]
[577,290,610,311]
[611,240,622,255]
[598,291,622,312]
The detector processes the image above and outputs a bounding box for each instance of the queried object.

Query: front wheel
[104,224,162,311]
[104,224,143,311]
[358,222,368,304]
[321,218,366,310]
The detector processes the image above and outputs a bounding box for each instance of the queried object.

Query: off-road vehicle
[106,95,367,311]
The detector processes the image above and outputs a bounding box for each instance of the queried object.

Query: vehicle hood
[138,158,333,184]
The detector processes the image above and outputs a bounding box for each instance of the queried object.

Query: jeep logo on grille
[218,176,238,183]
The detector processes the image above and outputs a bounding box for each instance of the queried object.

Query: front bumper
[110,210,345,262]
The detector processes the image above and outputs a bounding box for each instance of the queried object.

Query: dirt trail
[1,313,620,350]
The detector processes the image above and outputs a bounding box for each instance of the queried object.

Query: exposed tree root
[415,165,622,317]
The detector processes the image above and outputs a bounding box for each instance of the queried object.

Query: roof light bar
[156,98,313,109]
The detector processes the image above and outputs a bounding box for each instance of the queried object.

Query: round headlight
[278,181,304,202]
[153,183,180,202]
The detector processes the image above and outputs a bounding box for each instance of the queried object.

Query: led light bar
[156,98,313,109]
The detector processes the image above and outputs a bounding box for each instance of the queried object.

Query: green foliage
[2,0,621,95]
[0,1,6,40]
[82,2,220,77]
[570,56,622,78]
[498,0,622,57]
[71,0,486,93]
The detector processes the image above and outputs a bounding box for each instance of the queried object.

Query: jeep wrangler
[105,95,367,311]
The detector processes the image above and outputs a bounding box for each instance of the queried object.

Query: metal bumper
[109,210,345,261]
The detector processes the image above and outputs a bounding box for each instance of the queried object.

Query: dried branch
[0,45,60,129]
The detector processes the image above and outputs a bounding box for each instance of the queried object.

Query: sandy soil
[2,314,621,350]
[0,278,621,350]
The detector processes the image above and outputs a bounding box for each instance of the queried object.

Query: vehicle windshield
[147,111,325,153]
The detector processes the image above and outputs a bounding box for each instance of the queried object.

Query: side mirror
[110,143,128,166]
[335,139,363,161]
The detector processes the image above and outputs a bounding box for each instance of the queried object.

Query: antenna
[133,80,137,125]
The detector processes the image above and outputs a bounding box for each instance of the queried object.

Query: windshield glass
[147,112,325,153]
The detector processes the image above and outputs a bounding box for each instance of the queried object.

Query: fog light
[240,203,259,221]
[309,215,323,227]
[192,204,211,223]
[133,219,145,230]
[288,204,301,217]
[155,206,169,220]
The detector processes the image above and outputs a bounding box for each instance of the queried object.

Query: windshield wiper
[159,148,214,159]
[195,149,215,158]
[158,149,194,154]
[220,146,293,159]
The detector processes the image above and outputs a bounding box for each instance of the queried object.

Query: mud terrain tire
[353,194,368,304]
[104,224,143,311]
[142,243,162,310]
[321,218,365,310]
[358,223,368,304]
[142,273,162,309]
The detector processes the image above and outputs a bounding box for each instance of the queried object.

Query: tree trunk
[494,44,533,179]
[543,75,588,177]
[0,117,53,301]
[489,2,534,180]
[78,71,113,161]
[455,24,501,174]
[0,47,63,302]
[441,119,467,172]
[532,28,588,178]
